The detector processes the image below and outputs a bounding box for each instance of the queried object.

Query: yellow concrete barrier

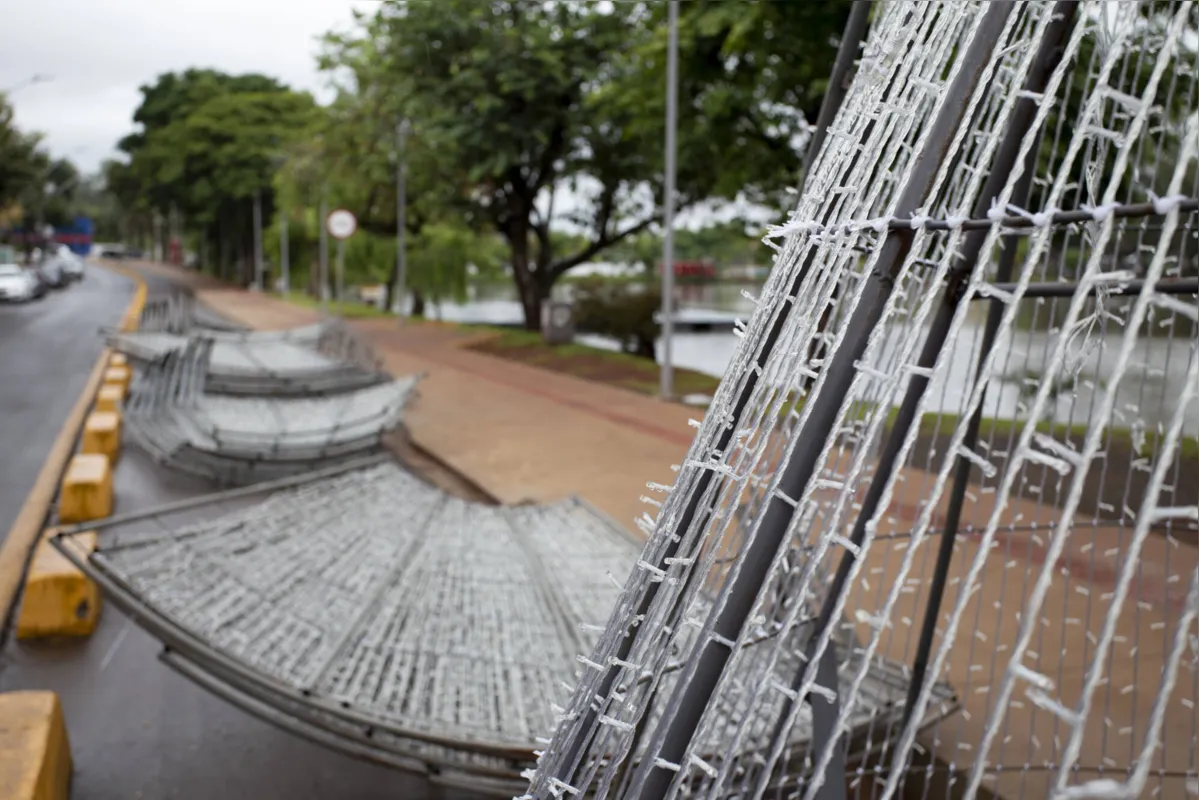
[94,384,123,413]
[0,691,72,799]
[58,455,112,525]
[102,365,130,397]
[15,531,100,640]
[80,411,121,463]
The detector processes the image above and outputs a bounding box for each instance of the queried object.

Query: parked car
[54,245,85,281]
[0,264,43,302]
[36,258,68,289]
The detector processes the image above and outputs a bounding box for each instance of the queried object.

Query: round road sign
[326,209,358,240]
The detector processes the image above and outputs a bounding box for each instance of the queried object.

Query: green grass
[281,291,393,319]
[469,326,723,399]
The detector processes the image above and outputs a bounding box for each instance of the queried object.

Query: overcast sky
[1,0,775,232]
[1,0,372,174]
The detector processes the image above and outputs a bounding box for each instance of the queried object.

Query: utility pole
[280,210,290,295]
[395,117,409,318]
[336,239,346,305]
[318,193,329,314]
[659,0,679,400]
[252,189,264,291]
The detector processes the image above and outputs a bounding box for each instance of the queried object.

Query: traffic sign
[326,209,357,240]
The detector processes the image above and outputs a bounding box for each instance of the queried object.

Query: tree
[328,0,851,330]
[112,70,316,280]
[0,96,46,216]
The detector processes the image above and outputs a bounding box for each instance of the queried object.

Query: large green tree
[326,0,849,329]
[0,96,47,217]
[112,69,316,280]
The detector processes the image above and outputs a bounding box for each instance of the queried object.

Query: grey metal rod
[628,6,1016,798]
[319,193,329,315]
[253,189,264,291]
[802,0,873,185]
[660,0,679,400]
[281,210,290,295]
[336,238,346,306]
[987,276,1199,298]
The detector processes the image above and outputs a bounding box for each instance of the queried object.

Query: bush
[571,277,661,359]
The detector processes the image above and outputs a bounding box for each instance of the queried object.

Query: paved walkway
[132,265,695,534]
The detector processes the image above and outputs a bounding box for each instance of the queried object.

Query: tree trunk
[411,288,426,318]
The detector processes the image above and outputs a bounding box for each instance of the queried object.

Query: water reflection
[430,282,1197,434]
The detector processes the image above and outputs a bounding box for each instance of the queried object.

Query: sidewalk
[138,269,697,535]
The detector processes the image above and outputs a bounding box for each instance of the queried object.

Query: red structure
[656,259,717,279]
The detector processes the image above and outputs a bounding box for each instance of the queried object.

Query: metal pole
[396,118,408,317]
[319,193,329,315]
[335,238,345,307]
[252,189,264,291]
[280,211,290,295]
[659,0,679,400]
[627,5,1015,797]
[803,1,873,181]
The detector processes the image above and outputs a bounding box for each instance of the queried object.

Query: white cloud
[1,0,373,173]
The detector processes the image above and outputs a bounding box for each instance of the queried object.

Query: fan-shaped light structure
[108,317,387,397]
[526,2,1199,799]
[126,339,420,484]
[138,292,246,334]
[50,459,642,794]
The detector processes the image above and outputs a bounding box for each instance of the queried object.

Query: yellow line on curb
[0,263,146,634]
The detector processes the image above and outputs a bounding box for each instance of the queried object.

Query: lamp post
[252,189,264,291]
[659,0,679,400]
[395,117,410,318]
[4,74,53,95]
[318,192,329,314]
[280,210,290,295]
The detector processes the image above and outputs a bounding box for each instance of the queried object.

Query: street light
[659,0,679,400]
[4,74,54,95]
[395,117,410,318]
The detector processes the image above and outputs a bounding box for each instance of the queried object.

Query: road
[0,266,131,542]
[0,265,487,799]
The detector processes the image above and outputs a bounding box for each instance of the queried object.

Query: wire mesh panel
[138,292,247,334]
[51,460,644,793]
[125,339,421,484]
[108,318,388,397]
[526,2,1199,799]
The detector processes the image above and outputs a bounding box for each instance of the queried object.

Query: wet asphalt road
[0,265,132,543]
[0,266,487,800]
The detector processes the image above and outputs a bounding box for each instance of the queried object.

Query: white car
[0,264,40,302]
[55,245,85,281]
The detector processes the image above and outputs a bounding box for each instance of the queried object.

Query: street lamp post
[318,193,329,314]
[280,211,290,295]
[395,117,409,318]
[659,0,680,400]
[252,189,264,291]
[3,74,53,95]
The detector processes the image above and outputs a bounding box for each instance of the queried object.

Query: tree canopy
[111,69,316,281]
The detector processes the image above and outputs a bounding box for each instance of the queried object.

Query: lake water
[427,282,1197,435]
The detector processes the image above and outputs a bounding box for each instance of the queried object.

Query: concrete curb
[0,691,72,799]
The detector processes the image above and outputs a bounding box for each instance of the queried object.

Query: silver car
[0,264,41,302]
